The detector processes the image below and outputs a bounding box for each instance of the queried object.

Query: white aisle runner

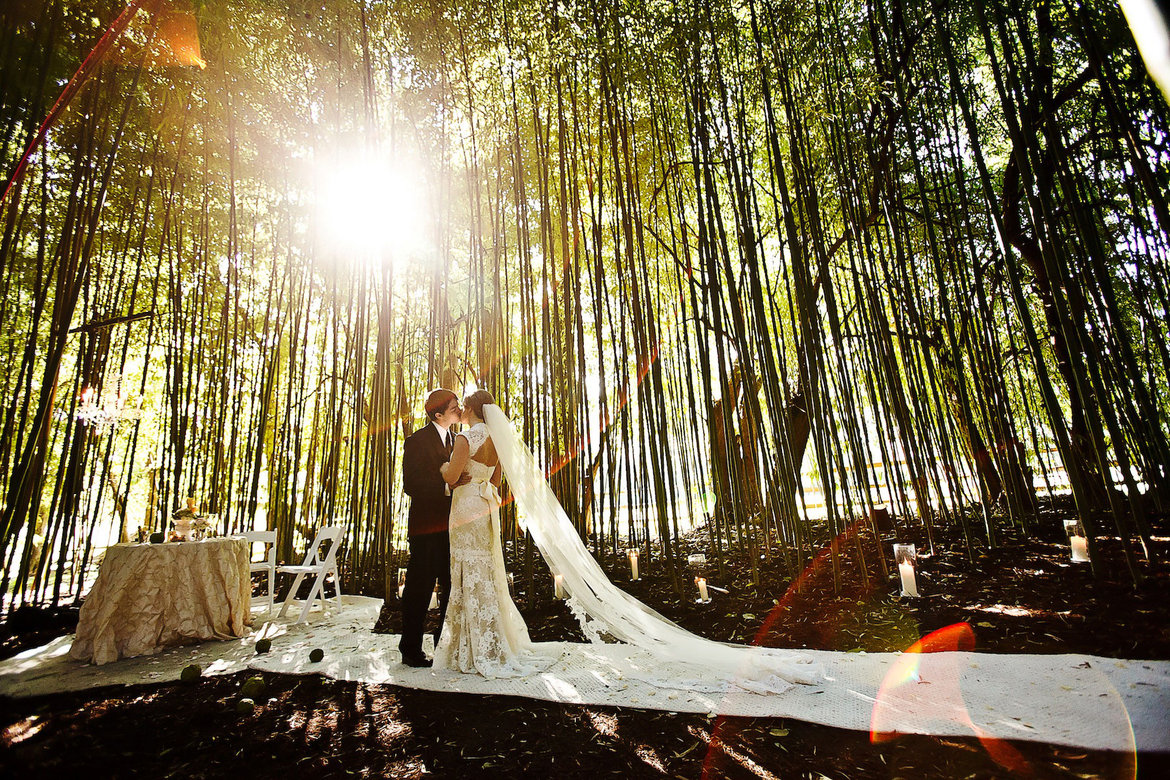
[1,596,1166,753]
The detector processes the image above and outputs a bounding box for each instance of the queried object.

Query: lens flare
[156,7,206,68]
[870,623,1036,774]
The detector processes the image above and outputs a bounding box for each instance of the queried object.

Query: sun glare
[318,154,430,260]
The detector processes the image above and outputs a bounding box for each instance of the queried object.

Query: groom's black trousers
[399,530,451,657]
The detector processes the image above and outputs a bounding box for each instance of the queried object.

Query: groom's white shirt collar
[433,420,453,496]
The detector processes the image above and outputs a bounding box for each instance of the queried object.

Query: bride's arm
[443,437,471,488]
[491,461,502,488]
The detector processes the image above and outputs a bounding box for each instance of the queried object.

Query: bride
[434,389,820,692]
[434,390,549,677]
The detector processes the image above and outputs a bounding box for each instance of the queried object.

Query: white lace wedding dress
[434,423,552,677]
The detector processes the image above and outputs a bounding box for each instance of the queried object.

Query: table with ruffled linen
[69,537,252,665]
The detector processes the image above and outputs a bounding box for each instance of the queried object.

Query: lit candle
[428,589,439,610]
[628,549,640,580]
[898,561,919,597]
[508,572,515,593]
[696,577,710,602]
[554,573,566,599]
[1070,534,1090,563]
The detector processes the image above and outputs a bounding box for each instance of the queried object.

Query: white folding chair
[242,530,277,615]
[277,525,345,623]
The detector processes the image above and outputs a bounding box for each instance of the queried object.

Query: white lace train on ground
[484,405,821,694]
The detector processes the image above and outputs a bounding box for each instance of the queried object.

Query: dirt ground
[2,498,1168,779]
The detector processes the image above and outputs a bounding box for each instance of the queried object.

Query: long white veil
[484,404,821,693]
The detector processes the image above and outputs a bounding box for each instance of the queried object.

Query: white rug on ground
[1,596,1166,754]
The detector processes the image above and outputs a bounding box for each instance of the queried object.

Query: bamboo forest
[1,1,1169,777]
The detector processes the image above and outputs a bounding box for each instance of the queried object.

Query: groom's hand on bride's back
[454,471,472,488]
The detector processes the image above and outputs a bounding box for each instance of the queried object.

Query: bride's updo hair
[463,389,495,421]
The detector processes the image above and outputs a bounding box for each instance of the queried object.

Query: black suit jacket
[402,424,452,537]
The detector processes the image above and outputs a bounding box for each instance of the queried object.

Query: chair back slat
[241,530,277,563]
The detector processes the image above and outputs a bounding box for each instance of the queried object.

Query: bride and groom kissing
[398,388,541,675]
[396,387,821,691]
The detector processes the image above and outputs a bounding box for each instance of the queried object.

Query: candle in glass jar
[696,577,710,602]
[628,549,640,580]
[428,589,439,609]
[1070,534,1090,563]
[898,561,919,597]
[554,573,566,599]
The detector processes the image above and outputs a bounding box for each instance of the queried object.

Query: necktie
[445,431,454,454]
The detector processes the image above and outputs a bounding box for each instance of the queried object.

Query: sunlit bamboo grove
[0,0,1166,614]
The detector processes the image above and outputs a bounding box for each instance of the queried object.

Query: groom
[399,389,467,667]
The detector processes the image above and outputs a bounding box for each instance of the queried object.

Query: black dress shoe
[401,652,433,668]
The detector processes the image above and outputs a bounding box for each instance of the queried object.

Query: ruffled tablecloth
[69,538,252,665]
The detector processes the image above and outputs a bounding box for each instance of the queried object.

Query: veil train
[484,404,821,694]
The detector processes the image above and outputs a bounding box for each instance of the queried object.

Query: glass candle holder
[893,543,919,597]
[695,576,711,603]
[627,549,640,580]
[553,573,566,599]
[1064,519,1090,563]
